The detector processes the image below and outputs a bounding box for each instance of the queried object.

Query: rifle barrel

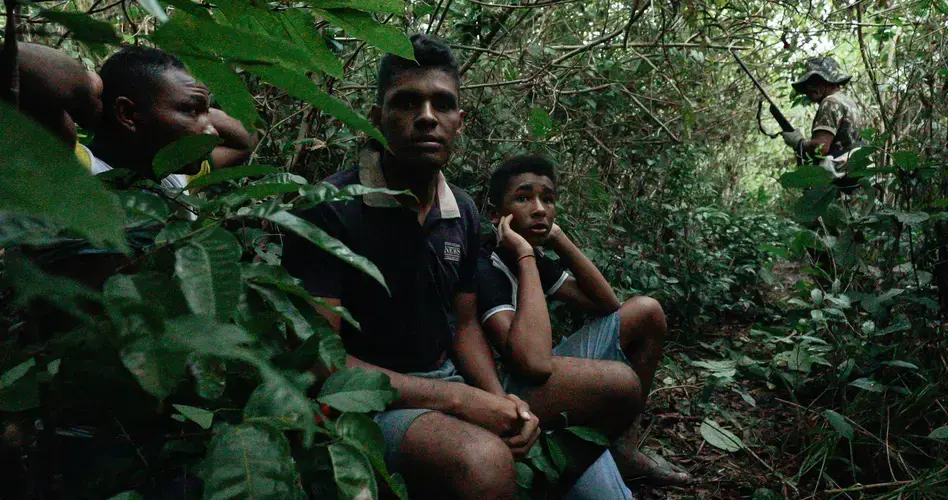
[731,52,780,110]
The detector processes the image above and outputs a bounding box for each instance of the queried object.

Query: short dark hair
[488,155,557,208]
[377,34,459,104]
[99,46,186,125]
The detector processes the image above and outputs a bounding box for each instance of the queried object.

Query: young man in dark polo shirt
[282,35,540,499]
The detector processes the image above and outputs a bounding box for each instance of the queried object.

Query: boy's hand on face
[545,223,564,246]
[498,214,533,259]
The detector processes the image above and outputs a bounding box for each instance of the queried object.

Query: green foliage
[0,102,126,249]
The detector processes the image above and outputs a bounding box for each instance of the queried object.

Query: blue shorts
[504,310,630,395]
[374,311,633,499]
[373,360,465,469]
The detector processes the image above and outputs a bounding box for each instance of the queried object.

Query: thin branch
[450,43,511,57]
[547,41,751,51]
[431,0,454,37]
[469,0,582,8]
[618,84,680,143]
[559,83,614,95]
[824,480,915,494]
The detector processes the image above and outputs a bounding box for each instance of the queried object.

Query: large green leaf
[316,8,414,60]
[153,135,222,179]
[699,419,745,452]
[243,64,386,145]
[779,165,833,189]
[244,205,388,293]
[319,0,406,14]
[0,358,40,411]
[242,262,361,329]
[792,185,837,223]
[0,215,66,247]
[928,426,948,440]
[565,426,610,446]
[823,410,854,440]
[243,365,318,446]
[319,332,347,371]
[121,335,188,400]
[318,368,398,412]
[329,442,378,500]
[116,190,173,228]
[5,254,101,322]
[151,15,320,74]
[248,283,319,340]
[849,377,883,393]
[163,315,253,355]
[41,10,120,44]
[163,0,212,20]
[279,10,344,78]
[180,56,261,131]
[334,413,393,485]
[173,404,215,429]
[186,165,280,191]
[104,272,188,337]
[0,102,126,249]
[174,227,242,321]
[203,424,300,500]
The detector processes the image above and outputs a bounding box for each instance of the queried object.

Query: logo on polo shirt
[444,242,462,262]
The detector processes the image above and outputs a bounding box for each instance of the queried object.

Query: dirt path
[632,262,810,499]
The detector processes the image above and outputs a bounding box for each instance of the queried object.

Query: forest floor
[633,261,816,500]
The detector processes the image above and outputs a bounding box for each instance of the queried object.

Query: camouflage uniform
[792,57,868,159]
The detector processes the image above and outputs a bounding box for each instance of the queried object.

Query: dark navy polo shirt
[282,149,480,373]
[476,245,569,325]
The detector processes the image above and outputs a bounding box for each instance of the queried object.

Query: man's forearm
[210,108,255,150]
[453,324,506,396]
[506,258,553,378]
[345,355,467,412]
[549,233,620,313]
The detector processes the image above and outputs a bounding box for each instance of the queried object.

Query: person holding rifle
[780,57,868,176]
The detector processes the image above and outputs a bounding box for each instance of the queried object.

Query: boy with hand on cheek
[478,155,691,488]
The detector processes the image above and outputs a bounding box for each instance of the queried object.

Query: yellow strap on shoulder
[185,160,212,193]
[75,142,93,171]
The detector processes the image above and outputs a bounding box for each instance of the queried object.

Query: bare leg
[398,412,517,500]
[517,356,643,438]
[617,296,667,394]
[613,297,690,485]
